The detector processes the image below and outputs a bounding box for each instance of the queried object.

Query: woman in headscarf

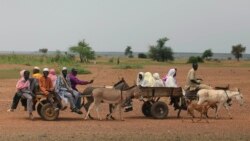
[165,68,178,87]
[7,70,26,112]
[136,72,144,86]
[141,72,155,87]
[48,68,57,88]
[153,73,164,87]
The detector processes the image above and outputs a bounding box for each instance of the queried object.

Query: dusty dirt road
[0,64,250,141]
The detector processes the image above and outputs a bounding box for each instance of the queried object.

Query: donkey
[81,78,129,119]
[197,88,244,119]
[84,85,142,121]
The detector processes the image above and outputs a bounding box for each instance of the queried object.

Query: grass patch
[0,69,20,79]
[65,67,91,74]
[112,64,143,69]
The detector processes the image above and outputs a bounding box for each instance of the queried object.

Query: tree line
[39,38,247,63]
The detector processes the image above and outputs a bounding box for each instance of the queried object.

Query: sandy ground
[0,64,250,141]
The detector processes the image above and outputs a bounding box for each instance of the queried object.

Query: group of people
[8,62,209,120]
[8,66,93,120]
[136,68,178,88]
[136,63,210,90]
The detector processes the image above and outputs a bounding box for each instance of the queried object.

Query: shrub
[113,64,143,69]
[138,53,147,58]
[187,56,204,63]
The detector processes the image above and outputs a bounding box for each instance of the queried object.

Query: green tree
[69,40,95,63]
[231,44,246,61]
[125,46,133,58]
[202,49,213,60]
[148,37,174,62]
[138,53,147,58]
[39,48,48,55]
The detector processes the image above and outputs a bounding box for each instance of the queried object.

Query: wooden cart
[139,87,183,119]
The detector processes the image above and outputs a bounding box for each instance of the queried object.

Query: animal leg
[215,104,222,119]
[85,103,94,120]
[83,98,94,119]
[107,104,118,120]
[106,104,115,120]
[224,104,232,119]
[187,108,195,123]
[95,103,102,120]
[119,104,124,121]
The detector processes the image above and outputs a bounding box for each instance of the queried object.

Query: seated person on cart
[55,67,82,114]
[16,70,34,120]
[69,68,93,109]
[184,63,212,94]
[39,68,59,111]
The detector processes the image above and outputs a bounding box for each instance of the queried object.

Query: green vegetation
[187,56,204,63]
[112,64,143,69]
[124,46,133,58]
[231,44,246,61]
[148,37,174,62]
[39,48,48,55]
[0,53,74,66]
[69,39,95,63]
[0,69,20,79]
[202,49,213,60]
[138,53,147,58]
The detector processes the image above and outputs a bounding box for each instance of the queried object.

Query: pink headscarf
[16,70,30,90]
[48,69,57,87]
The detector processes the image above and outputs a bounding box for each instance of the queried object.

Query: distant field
[0,54,250,79]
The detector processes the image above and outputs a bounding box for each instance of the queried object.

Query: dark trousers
[11,92,27,110]
[75,98,82,109]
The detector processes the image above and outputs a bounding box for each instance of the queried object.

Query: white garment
[136,72,144,86]
[153,73,164,87]
[141,72,155,87]
[165,68,178,87]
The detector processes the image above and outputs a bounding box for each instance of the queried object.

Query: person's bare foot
[29,113,34,120]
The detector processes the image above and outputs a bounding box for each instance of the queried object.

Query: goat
[186,100,217,123]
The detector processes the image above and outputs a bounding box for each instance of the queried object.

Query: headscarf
[19,70,25,79]
[136,72,144,86]
[48,68,57,87]
[167,68,176,77]
[141,72,155,87]
[153,73,164,87]
[165,68,177,87]
[153,73,160,80]
[16,70,30,90]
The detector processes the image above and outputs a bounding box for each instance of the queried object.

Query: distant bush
[113,64,143,69]
[66,67,91,74]
[109,57,114,63]
[138,53,147,58]
[187,56,204,63]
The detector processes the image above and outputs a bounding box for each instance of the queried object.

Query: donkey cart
[35,92,93,121]
[35,93,60,121]
[139,87,183,119]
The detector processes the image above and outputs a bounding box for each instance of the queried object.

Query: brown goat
[186,100,217,123]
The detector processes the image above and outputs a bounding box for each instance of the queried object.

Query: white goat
[197,88,243,119]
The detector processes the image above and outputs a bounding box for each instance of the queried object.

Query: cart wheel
[142,101,152,117]
[40,103,59,121]
[150,101,168,119]
[37,103,43,118]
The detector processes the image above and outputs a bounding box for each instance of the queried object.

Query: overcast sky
[0,0,249,53]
